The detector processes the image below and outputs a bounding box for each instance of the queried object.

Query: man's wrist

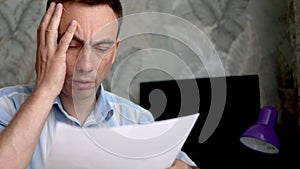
[32,84,59,101]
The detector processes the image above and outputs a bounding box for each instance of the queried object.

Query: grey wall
[0,0,298,127]
[0,0,44,87]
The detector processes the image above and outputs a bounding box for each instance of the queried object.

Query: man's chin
[72,87,97,97]
[61,83,99,100]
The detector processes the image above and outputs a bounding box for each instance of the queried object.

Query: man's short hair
[46,0,123,34]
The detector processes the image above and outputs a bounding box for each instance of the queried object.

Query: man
[0,0,199,168]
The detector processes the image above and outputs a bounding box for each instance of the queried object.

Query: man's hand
[168,159,200,169]
[35,2,77,98]
[0,3,78,168]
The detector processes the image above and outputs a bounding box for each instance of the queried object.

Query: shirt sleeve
[176,150,198,167]
[0,94,17,133]
[0,125,5,133]
[0,111,9,133]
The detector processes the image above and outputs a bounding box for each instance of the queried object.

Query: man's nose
[75,46,94,73]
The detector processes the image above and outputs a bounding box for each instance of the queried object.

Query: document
[44,113,199,169]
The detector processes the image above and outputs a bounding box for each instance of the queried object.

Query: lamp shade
[240,106,280,154]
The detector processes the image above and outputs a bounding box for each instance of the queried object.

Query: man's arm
[0,3,77,169]
[0,87,57,168]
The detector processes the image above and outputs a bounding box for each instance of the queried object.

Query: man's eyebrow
[58,33,115,46]
[92,39,115,46]
[58,33,85,44]
[72,35,85,44]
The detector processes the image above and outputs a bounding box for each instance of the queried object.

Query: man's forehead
[59,2,119,42]
[61,2,117,23]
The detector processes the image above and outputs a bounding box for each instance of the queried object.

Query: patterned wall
[292,0,300,129]
[106,0,300,131]
[0,0,299,130]
[0,0,44,87]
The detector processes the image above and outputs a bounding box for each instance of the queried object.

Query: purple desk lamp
[240,106,280,154]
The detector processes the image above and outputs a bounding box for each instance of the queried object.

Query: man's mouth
[72,80,94,89]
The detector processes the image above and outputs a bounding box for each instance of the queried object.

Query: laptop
[139,75,291,169]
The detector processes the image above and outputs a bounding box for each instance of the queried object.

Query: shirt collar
[53,96,80,125]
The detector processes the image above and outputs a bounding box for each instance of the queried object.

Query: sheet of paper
[43,113,199,169]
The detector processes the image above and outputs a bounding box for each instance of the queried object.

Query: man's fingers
[37,2,56,46]
[46,3,63,48]
[56,20,78,56]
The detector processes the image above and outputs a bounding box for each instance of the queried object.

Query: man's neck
[59,93,97,125]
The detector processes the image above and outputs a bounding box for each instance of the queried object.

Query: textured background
[0,0,299,130]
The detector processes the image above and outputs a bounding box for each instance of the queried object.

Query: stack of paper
[44,113,199,169]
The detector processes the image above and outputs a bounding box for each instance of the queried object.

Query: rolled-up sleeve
[0,90,19,133]
[0,97,12,133]
[0,121,6,132]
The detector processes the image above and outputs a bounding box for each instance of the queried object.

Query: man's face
[58,2,120,99]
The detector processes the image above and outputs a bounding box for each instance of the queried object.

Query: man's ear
[112,38,120,63]
[115,38,120,49]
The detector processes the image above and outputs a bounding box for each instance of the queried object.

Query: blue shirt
[0,84,197,168]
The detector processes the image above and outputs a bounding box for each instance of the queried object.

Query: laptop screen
[139,75,281,169]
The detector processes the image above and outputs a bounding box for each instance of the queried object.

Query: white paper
[43,113,199,169]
